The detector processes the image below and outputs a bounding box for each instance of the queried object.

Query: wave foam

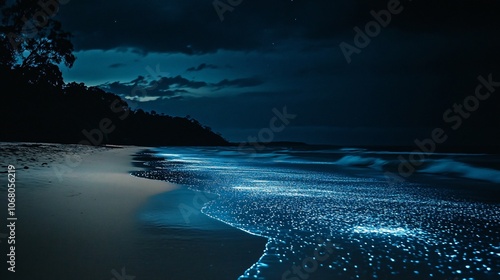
[334,155,388,170]
[420,159,500,184]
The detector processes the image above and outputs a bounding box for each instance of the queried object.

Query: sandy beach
[0,143,266,280]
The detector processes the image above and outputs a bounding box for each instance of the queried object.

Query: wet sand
[0,143,266,280]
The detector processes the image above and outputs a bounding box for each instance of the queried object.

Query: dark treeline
[0,79,229,146]
[0,0,228,146]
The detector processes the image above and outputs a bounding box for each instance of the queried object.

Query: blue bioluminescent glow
[134,147,500,280]
[352,226,423,237]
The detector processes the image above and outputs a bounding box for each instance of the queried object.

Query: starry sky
[55,0,500,146]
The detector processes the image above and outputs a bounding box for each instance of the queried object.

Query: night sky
[55,0,500,145]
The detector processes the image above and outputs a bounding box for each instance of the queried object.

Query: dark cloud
[108,63,126,68]
[56,0,500,54]
[54,1,347,54]
[98,75,203,99]
[187,63,219,72]
[213,77,265,89]
[55,0,500,145]
[155,76,208,89]
[100,75,264,100]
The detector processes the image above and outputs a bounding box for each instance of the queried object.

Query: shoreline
[130,149,268,280]
[0,142,267,280]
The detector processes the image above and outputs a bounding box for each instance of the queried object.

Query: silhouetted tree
[0,0,75,87]
[0,0,229,147]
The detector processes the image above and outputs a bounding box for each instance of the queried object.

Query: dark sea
[132,147,500,280]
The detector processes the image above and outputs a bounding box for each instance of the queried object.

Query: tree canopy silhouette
[0,0,75,87]
[0,0,228,146]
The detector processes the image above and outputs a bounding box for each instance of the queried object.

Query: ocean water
[133,147,500,280]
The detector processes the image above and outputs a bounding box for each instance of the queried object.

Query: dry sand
[0,143,266,280]
[0,143,176,279]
